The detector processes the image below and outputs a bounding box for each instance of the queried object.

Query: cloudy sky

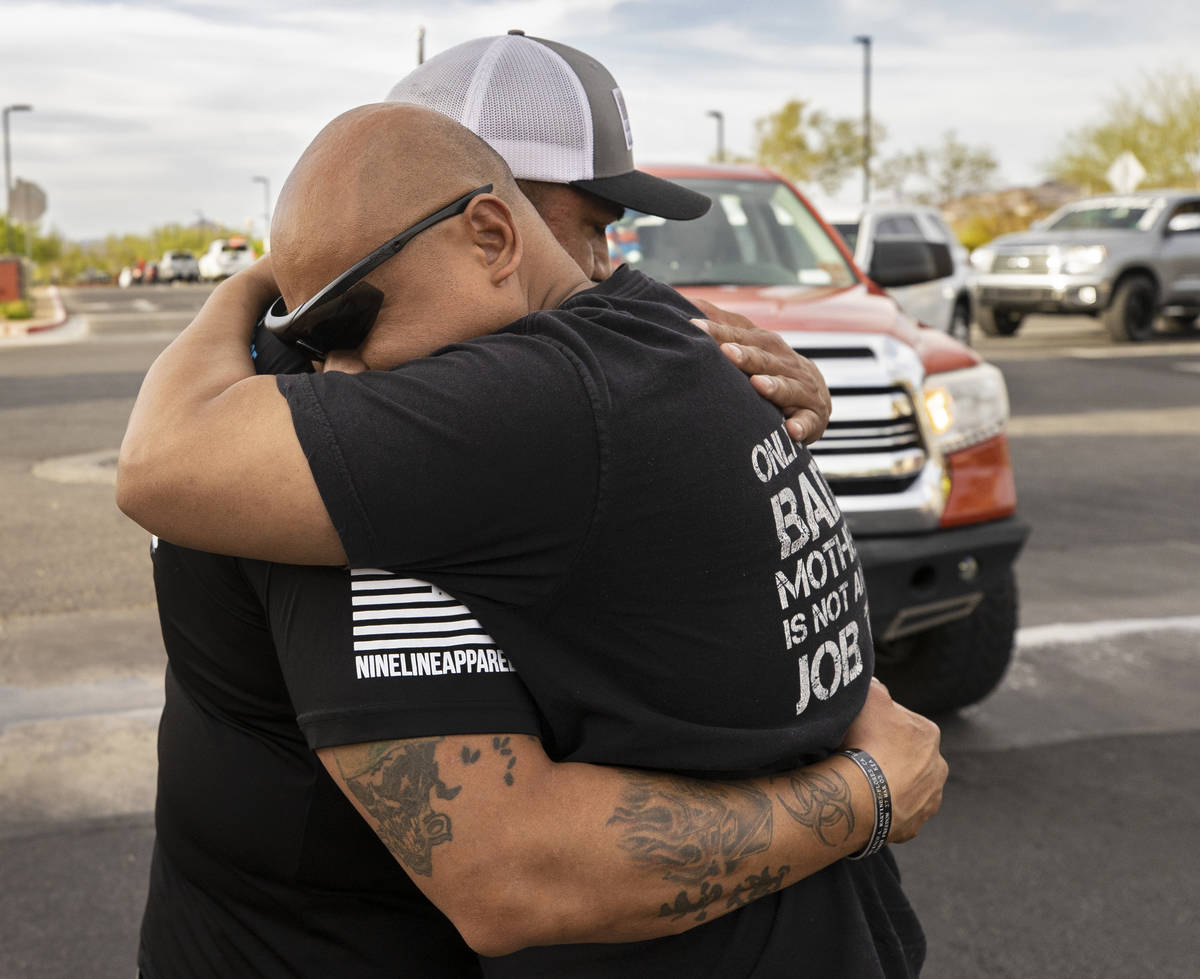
[4,0,1199,241]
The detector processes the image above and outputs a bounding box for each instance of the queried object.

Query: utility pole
[706,110,725,163]
[853,35,872,204]
[3,104,33,255]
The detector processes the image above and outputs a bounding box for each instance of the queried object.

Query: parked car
[971,189,1200,341]
[158,249,200,283]
[199,237,256,281]
[75,267,112,285]
[831,203,974,344]
[608,165,1028,715]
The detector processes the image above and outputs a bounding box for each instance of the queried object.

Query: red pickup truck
[612,165,1029,715]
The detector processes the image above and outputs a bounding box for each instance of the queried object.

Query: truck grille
[785,339,929,497]
[991,249,1050,274]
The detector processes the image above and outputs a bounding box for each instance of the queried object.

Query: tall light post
[4,103,33,255]
[706,110,725,163]
[853,35,871,204]
[417,25,426,65]
[252,175,271,245]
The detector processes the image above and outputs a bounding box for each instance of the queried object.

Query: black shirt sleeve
[243,560,544,749]
[275,330,603,610]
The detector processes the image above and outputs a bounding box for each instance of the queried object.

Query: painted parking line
[1018,614,1200,648]
[1006,405,1200,436]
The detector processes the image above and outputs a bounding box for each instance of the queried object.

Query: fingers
[693,317,790,357]
[689,296,756,333]
[696,320,833,445]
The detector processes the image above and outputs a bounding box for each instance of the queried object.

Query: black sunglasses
[262,184,493,360]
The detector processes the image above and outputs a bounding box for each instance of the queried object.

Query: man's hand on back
[689,297,832,445]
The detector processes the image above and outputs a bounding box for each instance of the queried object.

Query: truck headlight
[1047,244,1107,275]
[923,363,1010,455]
[969,246,994,272]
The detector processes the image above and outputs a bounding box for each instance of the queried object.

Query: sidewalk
[0,285,68,337]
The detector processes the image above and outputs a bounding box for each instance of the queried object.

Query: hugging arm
[116,266,830,563]
[318,679,945,956]
[116,261,346,564]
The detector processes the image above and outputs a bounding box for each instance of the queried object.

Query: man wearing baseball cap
[385,30,829,438]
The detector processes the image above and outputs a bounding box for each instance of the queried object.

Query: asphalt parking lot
[1,292,1197,977]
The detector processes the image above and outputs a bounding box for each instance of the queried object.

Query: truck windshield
[1045,199,1163,232]
[609,177,857,288]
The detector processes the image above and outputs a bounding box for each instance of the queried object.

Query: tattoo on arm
[608,775,785,922]
[460,735,520,786]
[337,737,460,877]
[773,769,855,846]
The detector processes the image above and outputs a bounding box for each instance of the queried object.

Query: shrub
[1,299,32,320]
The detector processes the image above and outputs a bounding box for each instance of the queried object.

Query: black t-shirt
[274,266,923,977]
[137,325,487,978]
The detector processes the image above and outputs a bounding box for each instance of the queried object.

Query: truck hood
[678,281,979,375]
[988,228,1146,248]
[680,282,916,339]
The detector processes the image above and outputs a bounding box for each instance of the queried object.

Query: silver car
[971,190,1200,341]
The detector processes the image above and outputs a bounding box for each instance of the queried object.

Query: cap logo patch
[612,88,633,151]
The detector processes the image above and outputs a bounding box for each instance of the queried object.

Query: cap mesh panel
[386,36,593,182]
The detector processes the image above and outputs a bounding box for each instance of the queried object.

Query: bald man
[122,104,943,978]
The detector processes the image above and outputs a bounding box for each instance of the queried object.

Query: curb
[1,286,68,337]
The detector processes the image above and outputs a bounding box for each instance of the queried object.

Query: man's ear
[464,195,522,285]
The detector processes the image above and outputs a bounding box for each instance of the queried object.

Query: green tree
[1046,68,1200,192]
[875,130,999,205]
[751,99,883,195]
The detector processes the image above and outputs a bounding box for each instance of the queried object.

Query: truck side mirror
[868,239,954,288]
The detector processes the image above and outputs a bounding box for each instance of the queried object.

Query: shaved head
[271,102,527,306]
[267,101,588,370]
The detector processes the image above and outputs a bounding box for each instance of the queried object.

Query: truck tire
[976,306,1023,337]
[1103,275,1156,342]
[873,569,1018,716]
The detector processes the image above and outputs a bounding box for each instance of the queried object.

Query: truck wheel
[1103,275,1156,342]
[949,299,972,345]
[976,307,1023,337]
[873,569,1018,716]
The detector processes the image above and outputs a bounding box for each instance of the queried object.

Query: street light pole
[3,104,33,255]
[706,110,725,163]
[252,175,271,246]
[853,35,871,204]
[417,25,426,65]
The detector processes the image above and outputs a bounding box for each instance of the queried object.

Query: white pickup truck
[199,237,256,282]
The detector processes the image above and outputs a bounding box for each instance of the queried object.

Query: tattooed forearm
[772,769,855,847]
[337,737,461,877]
[608,776,773,884]
[659,865,790,922]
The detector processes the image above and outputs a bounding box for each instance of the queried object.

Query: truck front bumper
[855,515,1030,643]
[975,273,1111,315]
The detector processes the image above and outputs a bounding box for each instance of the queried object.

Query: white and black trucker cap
[385,31,711,220]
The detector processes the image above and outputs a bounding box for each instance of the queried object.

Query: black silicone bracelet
[839,748,892,860]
